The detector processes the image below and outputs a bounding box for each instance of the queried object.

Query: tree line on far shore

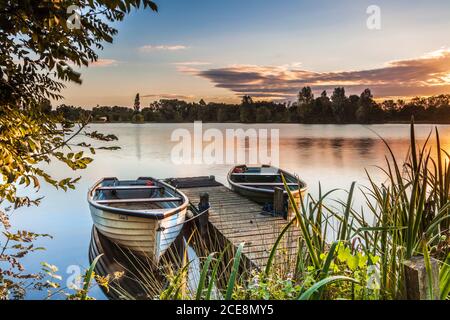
[54,87,450,124]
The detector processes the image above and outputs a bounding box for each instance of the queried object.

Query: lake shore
[89,120,450,124]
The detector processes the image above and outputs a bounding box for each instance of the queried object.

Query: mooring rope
[158,205,210,231]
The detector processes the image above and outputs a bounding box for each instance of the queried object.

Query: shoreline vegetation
[55,88,450,124]
[151,121,450,301]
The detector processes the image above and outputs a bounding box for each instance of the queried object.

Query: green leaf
[81,254,103,300]
[440,252,450,300]
[225,242,244,300]
[196,253,215,300]
[298,276,359,300]
[347,254,359,271]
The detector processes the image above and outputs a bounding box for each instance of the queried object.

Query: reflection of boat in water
[89,226,168,299]
[227,165,307,207]
[87,177,189,262]
[90,225,206,300]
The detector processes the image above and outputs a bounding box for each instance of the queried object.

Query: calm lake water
[10,123,450,299]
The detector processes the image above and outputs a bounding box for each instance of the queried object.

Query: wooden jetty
[168,176,301,271]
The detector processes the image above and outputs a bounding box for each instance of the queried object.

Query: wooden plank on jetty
[170,176,300,270]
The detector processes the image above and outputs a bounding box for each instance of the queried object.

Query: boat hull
[229,183,303,205]
[89,203,186,262]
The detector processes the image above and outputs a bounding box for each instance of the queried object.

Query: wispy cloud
[90,59,119,67]
[172,61,211,66]
[141,93,196,100]
[172,61,211,75]
[182,49,450,100]
[139,45,188,52]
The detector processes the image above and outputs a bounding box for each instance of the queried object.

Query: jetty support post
[197,192,210,237]
[273,187,285,218]
[403,255,440,300]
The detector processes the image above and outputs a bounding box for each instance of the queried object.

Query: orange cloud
[141,93,196,100]
[186,49,450,99]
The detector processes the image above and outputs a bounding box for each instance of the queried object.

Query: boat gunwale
[227,165,308,195]
[96,185,165,191]
[87,177,189,220]
[95,197,183,204]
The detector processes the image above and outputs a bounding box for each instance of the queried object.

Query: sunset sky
[62,0,450,107]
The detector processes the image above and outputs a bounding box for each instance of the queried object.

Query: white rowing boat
[87,177,189,262]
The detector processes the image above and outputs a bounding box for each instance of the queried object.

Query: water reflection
[330,138,344,162]
[296,137,314,149]
[11,123,450,299]
[89,225,203,300]
[330,138,344,149]
[134,125,142,160]
[89,226,165,299]
[355,138,375,157]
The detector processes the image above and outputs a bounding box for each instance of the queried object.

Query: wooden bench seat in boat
[95,197,183,204]
[96,186,164,191]
[239,182,298,186]
[230,172,281,176]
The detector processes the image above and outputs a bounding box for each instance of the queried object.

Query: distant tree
[199,99,207,106]
[256,107,272,123]
[46,91,450,125]
[297,87,315,122]
[134,93,141,113]
[298,87,315,105]
[356,88,377,123]
[398,99,427,121]
[434,98,450,121]
[331,87,348,123]
[346,95,360,122]
[314,90,333,122]
[273,103,288,122]
[381,100,398,120]
[225,104,241,122]
[184,103,198,121]
[56,104,90,121]
[217,106,229,122]
[240,95,255,123]
[242,95,253,105]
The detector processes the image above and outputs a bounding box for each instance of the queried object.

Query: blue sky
[63,0,450,107]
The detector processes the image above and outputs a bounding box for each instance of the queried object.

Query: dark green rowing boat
[227,165,307,207]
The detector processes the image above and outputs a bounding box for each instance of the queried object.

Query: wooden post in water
[403,256,440,300]
[273,187,285,218]
[197,192,210,237]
